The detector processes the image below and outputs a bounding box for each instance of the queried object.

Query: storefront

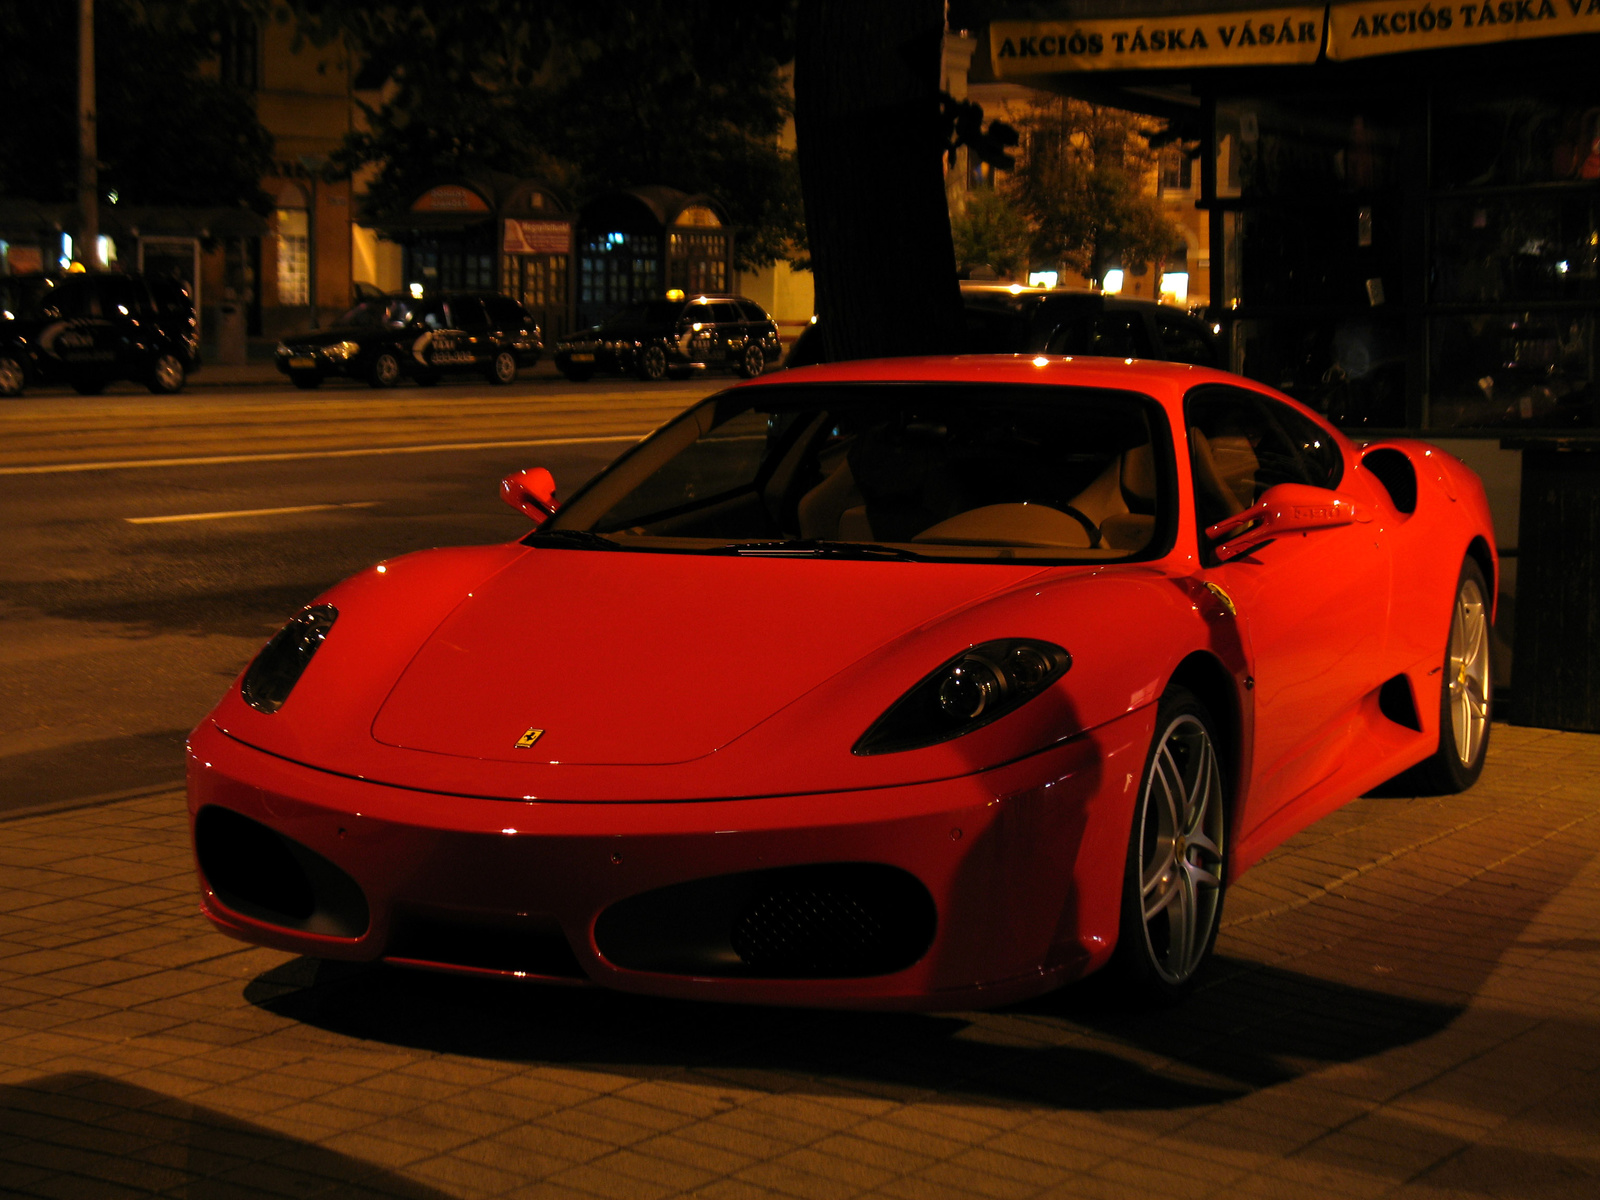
[981,6,1600,435]
[575,188,732,329]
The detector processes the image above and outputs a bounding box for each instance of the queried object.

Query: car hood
[370,548,1039,766]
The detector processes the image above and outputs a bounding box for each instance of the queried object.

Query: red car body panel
[187,355,1497,1008]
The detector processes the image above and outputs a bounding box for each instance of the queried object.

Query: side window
[484,297,525,329]
[448,298,489,334]
[1089,311,1142,357]
[95,275,149,319]
[1154,311,1218,366]
[38,280,95,319]
[1185,385,1344,531]
[737,300,768,322]
[708,302,742,324]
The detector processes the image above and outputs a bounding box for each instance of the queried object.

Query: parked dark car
[275,292,542,389]
[785,284,1222,369]
[555,293,781,382]
[0,271,198,398]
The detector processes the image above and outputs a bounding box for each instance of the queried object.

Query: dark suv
[0,272,199,398]
[786,284,1222,369]
[275,292,542,389]
[555,294,781,382]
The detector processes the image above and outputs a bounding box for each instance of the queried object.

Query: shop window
[1233,314,1408,430]
[1433,92,1600,190]
[580,233,661,310]
[1428,313,1594,430]
[668,231,727,294]
[1432,194,1597,307]
[275,208,309,306]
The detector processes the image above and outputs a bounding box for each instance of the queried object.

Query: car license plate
[569,353,594,363]
[288,356,316,369]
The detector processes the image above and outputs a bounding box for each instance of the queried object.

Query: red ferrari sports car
[187,356,1496,1008]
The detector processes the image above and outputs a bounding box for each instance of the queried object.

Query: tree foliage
[288,0,804,271]
[950,187,1031,280]
[0,1,273,211]
[1008,98,1182,279]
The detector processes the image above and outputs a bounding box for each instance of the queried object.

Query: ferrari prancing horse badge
[514,728,545,749]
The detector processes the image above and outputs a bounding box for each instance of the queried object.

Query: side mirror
[1204,482,1370,562]
[500,467,559,527]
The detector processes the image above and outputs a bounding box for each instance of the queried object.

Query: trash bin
[216,301,247,366]
[1501,435,1600,733]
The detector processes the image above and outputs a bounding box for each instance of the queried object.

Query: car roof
[960,283,1198,318]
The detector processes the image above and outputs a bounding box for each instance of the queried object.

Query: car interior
[571,388,1170,561]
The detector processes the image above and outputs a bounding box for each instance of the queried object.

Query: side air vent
[1378,674,1422,732]
[1362,448,1418,514]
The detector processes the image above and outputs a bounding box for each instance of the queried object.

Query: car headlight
[240,605,338,713]
[853,638,1071,756]
[274,342,291,357]
[324,341,360,361]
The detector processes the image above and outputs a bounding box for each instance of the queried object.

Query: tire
[1110,686,1227,1004]
[488,350,518,385]
[636,345,668,382]
[0,354,25,398]
[558,364,594,382]
[147,353,185,395]
[289,371,323,390]
[72,377,107,395]
[368,351,402,389]
[1411,557,1492,794]
[737,343,765,379]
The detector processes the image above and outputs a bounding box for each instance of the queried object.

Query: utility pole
[78,0,100,269]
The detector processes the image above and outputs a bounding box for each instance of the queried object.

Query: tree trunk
[793,0,963,363]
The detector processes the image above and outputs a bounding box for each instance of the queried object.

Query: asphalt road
[0,374,718,814]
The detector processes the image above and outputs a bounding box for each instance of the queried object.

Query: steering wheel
[1023,500,1101,548]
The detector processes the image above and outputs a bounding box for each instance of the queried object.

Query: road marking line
[126,501,380,524]
[0,433,648,477]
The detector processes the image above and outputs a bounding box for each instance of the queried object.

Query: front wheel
[368,351,402,388]
[1110,686,1227,1004]
[0,354,25,397]
[488,350,518,385]
[1412,557,1492,794]
[636,345,668,382]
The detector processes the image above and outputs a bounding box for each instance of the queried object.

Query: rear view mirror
[1205,482,1370,562]
[500,467,559,527]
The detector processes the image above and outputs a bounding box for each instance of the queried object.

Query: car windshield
[602,301,686,328]
[336,298,414,328]
[541,383,1170,563]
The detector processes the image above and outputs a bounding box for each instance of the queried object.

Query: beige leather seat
[1188,427,1258,521]
[1068,444,1157,551]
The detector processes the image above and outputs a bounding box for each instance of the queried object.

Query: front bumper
[186,709,1151,1010]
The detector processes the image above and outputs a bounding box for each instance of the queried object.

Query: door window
[1153,310,1219,366]
[483,297,525,330]
[708,302,741,325]
[448,298,489,334]
[1185,385,1344,531]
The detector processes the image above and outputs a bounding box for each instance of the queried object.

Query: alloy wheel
[1448,576,1490,768]
[1137,713,1225,986]
[0,356,23,396]
[150,354,184,393]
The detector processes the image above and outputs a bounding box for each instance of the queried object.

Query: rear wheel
[1412,557,1492,793]
[289,371,322,390]
[636,345,668,382]
[0,354,24,397]
[147,353,185,394]
[737,343,765,379]
[368,351,401,388]
[1110,686,1227,1004]
[488,349,518,385]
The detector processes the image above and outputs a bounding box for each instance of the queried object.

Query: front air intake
[195,806,368,938]
[595,863,936,979]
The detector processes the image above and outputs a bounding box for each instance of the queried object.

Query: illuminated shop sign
[991,7,1326,72]
[1327,0,1600,58]
[503,220,571,254]
[991,3,1598,72]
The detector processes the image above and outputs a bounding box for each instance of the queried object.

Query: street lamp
[298,154,328,327]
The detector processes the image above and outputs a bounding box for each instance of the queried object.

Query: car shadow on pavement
[244,953,1460,1113]
[0,1071,453,1198]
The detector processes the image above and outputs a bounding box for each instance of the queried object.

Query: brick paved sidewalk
[1,724,1597,1200]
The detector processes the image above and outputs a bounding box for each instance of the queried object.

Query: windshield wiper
[720,539,927,561]
[524,528,621,551]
